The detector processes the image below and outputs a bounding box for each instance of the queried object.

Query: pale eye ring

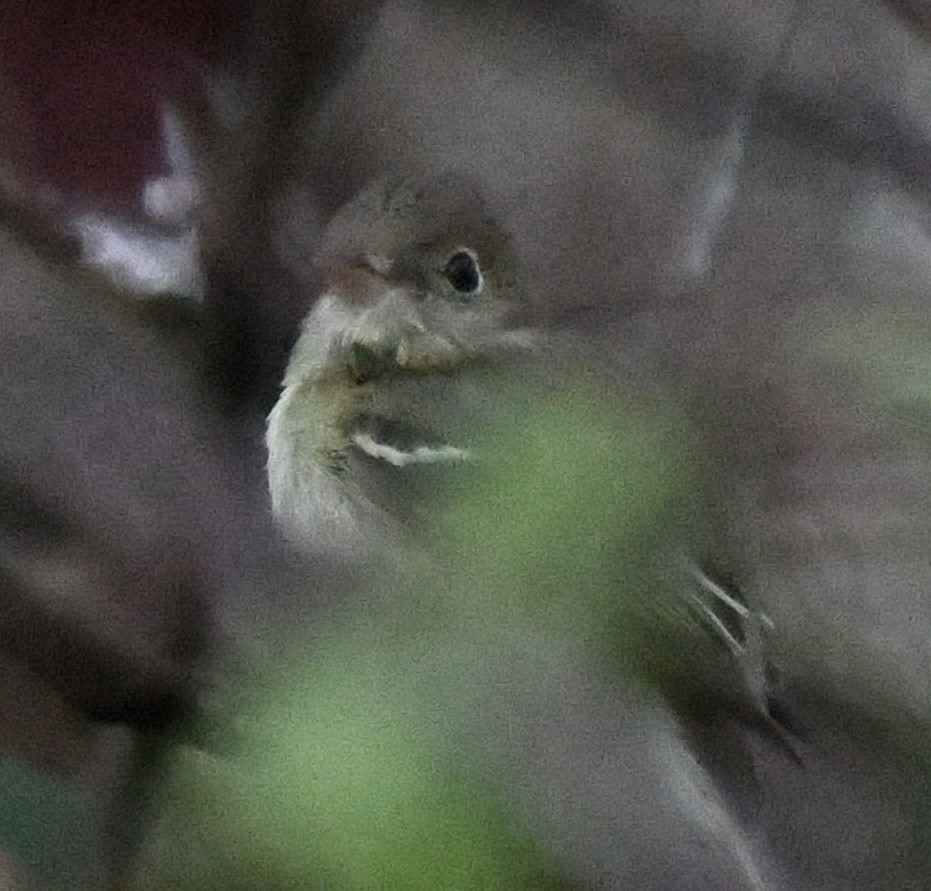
[442,249,483,296]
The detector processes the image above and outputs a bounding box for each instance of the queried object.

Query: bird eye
[442,250,482,296]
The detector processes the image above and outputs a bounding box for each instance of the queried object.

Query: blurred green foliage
[136,383,689,890]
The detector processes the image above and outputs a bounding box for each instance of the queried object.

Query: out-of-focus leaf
[440,381,692,642]
[138,383,688,890]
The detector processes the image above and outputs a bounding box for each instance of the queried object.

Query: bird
[264,171,795,752]
[260,170,820,890]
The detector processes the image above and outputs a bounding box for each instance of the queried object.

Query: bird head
[284,172,529,388]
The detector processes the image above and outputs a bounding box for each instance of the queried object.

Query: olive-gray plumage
[267,173,534,560]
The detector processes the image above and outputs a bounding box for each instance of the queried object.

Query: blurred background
[2,1,931,888]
